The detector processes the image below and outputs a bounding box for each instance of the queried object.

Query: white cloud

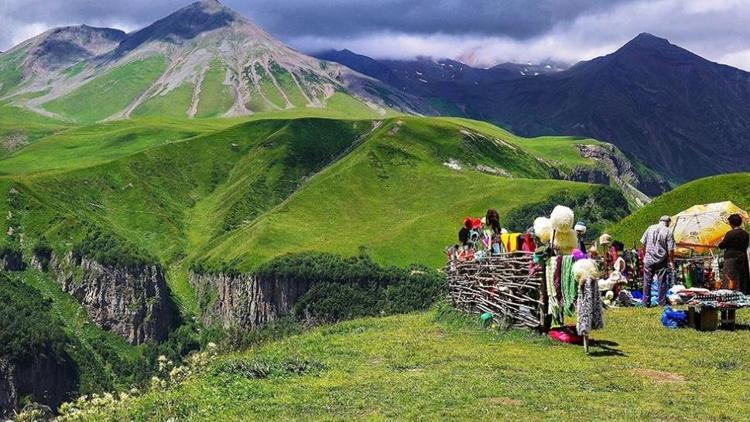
[10,23,50,46]
[2,0,750,71]
[290,0,750,70]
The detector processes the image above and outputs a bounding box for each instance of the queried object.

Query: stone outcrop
[0,356,76,418]
[190,271,315,330]
[0,249,25,272]
[50,252,177,344]
[563,143,671,206]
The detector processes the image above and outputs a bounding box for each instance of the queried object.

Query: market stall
[666,201,750,330]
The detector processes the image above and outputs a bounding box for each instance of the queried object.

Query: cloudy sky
[2,0,750,69]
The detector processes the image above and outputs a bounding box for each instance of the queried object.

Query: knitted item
[561,256,577,316]
[576,277,604,336]
[546,258,564,326]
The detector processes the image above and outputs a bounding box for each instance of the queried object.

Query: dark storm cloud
[1,0,629,48]
[240,0,632,39]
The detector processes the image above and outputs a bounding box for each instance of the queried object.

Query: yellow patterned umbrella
[671,201,749,253]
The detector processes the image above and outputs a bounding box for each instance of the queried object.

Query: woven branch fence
[445,252,547,331]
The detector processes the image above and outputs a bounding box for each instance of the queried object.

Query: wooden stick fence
[445,252,547,331]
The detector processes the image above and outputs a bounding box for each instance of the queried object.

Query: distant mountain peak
[111,0,250,56]
[619,32,673,52]
[21,25,126,75]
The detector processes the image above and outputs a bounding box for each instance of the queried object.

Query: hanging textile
[546,258,564,326]
[561,256,577,316]
[499,233,523,252]
[501,233,512,252]
[577,277,604,336]
[554,256,563,306]
[521,233,535,252]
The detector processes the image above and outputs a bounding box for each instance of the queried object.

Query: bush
[253,252,447,324]
[0,274,71,365]
[72,228,157,270]
[504,186,630,241]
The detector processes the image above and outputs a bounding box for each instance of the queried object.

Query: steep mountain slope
[194,117,622,270]
[319,34,750,184]
[609,173,750,246]
[0,0,429,122]
[1,115,633,279]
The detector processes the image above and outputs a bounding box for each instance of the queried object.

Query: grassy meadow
[80,306,750,420]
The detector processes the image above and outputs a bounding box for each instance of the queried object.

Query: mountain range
[2,2,749,183]
[0,0,429,123]
[316,34,750,183]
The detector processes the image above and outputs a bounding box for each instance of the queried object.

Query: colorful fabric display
[561,256,577,316]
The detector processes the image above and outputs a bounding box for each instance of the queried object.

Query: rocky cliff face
[190,271,314,329]
[563,143,670,206]
[0,356,76,418]
[50,252,176,344]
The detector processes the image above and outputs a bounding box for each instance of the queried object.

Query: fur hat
[533,217,553,243]
[598,233,612,245]
[554,229,578,255]
[574,221,587,233]
[573,258,599,285]
[550,205,575,230]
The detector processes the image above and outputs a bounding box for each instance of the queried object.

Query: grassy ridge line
[609,173,750,246]
[0,117,254,177]
[0,102,70,158]
[439,117,603,170]
[4,115,607,273]
[196,117,597,270]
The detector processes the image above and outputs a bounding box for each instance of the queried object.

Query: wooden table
[687,306,736,331]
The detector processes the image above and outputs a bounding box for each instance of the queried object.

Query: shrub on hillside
[253,252,447,323]
[504,186,630,241]
[0,274,71,366]
[72,228,157,270]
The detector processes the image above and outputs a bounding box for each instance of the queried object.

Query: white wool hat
[533,217,552,243]
[573,258,599,284]
[550,205,575,230]
[554,229,578,255]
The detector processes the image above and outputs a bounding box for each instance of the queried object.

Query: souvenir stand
[667,202,750,330]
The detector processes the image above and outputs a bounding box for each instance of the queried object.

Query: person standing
[718,213,750,293]
[574,221,587,252]
[640,215,675,307]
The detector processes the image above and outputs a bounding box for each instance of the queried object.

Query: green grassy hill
[1,113,626,309]
[609,173,750,245]
[195,117,594,270]
[2,114,619,273]
[0,111,634,414]
[62,307,750,420]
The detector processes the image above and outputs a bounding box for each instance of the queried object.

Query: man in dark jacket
[718,214,750,293]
